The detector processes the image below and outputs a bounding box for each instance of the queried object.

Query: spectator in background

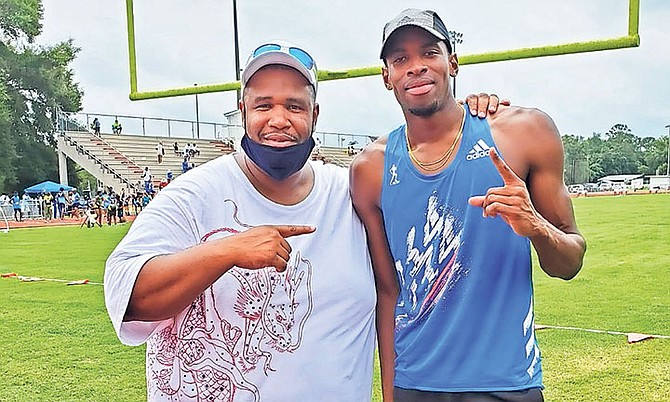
[11,191,21,222]
[91,118,101,136]
[102,191,111,221]
[94,190,105,226]
[116,193,126,223]
[141,192,151,208]
[166,169,174,184]
[142,167,153,194]
[69,190,81,219]
[191,143,200,157]
[42,190,53,222]
[181,156,191,174]
[83,203,100,228]
[133,192,143,214]
[56,188,67,219]
[173,141,179,155]
[0,193,9,205]
[120,189,128,216]
[21,193,32,219]
[158,177,168,191]
[107,191,118,225]
[156,141,165,164]
[223,137,235,149]
[347,140,358,156]
[112,119,123,135]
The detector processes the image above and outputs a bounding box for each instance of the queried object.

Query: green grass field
[0,194,668,401]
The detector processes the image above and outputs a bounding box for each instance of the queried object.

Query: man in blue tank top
[350,8,587,402]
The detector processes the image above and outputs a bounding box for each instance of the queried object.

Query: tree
[603,124,639,174]
[0,0,83,193]
[562,126,668,184]
[642,136,669,175]
[562,134,588,184]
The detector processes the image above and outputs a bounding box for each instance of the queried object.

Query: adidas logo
[466,139,492,161]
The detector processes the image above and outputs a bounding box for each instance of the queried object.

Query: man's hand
[468,148,545,237]
[460,93,511,118]
[230,225,316,272]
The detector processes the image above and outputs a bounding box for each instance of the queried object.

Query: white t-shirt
[105,155,377,402]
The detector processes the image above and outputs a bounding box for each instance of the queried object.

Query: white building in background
[630,175,670,190]
[598,174,643,188]
[610,175,670,191]
[645,175,670,190]
[223,109,244,152]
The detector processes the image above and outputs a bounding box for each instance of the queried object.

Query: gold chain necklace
[405,104,466,172]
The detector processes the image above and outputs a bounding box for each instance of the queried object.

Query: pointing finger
[489,148,520,185]
[275,225,316,238]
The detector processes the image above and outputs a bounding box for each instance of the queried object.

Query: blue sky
[38,1,670,139]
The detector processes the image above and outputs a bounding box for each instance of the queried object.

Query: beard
[408,99,444,117]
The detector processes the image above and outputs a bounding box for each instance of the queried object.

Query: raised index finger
[489,148,521,184]
[275,225,316,238]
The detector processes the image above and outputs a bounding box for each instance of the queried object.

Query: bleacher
[58,120,367,193]
[100,134,233,187]
[59,130,233,192]
[314,145,358,168]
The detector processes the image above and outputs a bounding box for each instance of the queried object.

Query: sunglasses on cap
[251,43,316,71]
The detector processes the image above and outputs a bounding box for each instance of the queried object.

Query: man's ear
[312,103,320,131]
[449,53,459,77]
[382,66,393,90]
[239,100,246,126]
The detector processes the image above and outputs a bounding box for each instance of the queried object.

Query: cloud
[37,0,669,139]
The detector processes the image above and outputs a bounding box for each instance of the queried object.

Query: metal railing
[60,132,137,190]
[55,110,378,151]
[1,200,43,220]
[58,111,229,139]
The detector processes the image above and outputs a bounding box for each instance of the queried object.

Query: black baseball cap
[380,8,452,59]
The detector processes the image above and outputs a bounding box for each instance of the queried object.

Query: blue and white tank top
[381,105,543,392]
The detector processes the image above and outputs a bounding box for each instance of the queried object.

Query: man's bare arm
[124,225,315,322]
[524,112,586,279]
[470,110,585,279]
[350,143,398,402]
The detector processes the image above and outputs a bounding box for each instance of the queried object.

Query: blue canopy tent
[24,180,75,195]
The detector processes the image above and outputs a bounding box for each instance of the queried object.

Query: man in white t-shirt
[156,141,165,164]
[142,166,152,194]
[104,42,377,402]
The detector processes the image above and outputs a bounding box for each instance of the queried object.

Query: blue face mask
[241,134,315,181]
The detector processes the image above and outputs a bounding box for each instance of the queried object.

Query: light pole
[232,0,241,104]
[665,124,670,177]
[194,83,200,139]
[448,30,463,97]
